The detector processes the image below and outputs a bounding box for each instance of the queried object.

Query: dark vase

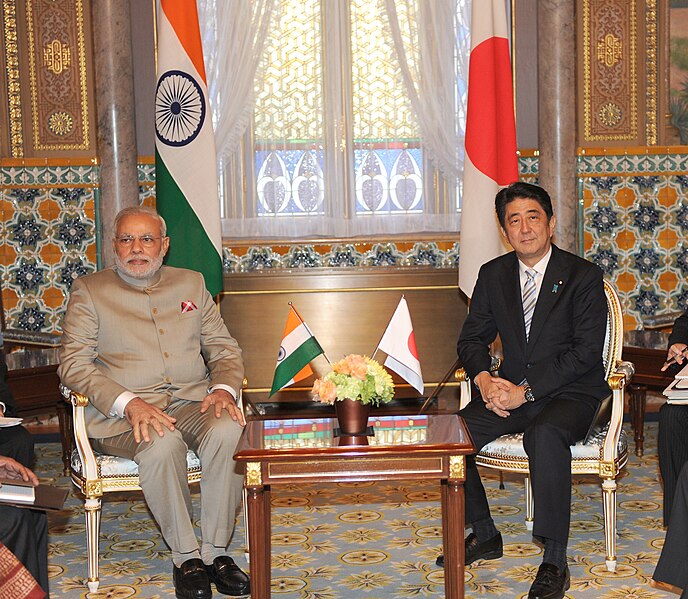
[335,397,371,435]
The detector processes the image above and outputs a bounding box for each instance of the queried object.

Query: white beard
[114,251,165,279]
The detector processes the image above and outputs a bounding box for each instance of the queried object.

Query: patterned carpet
[38,421,675,598]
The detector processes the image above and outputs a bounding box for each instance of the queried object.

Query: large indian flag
[458,0,519,298]
[155,0,223,296]
[270,306,324,396]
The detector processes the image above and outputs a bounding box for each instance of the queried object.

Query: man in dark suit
[0,345,35,468]
[437,182,609,599]
[658,310,688,526]
[0,344,49,596]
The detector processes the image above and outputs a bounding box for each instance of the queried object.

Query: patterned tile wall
[581,151,688,329]
[4,152,688,335]
[0,162,99,335]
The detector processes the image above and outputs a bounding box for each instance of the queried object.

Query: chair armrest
[60,385,102,492]
[600,360,634,465]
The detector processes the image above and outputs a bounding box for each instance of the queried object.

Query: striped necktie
[522,268,537,340]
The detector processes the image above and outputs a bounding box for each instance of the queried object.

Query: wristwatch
[522,383,535,403]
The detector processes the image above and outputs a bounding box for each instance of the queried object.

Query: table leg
[246,485,271,598]
[441,479,465,599]
[628,383,647,457]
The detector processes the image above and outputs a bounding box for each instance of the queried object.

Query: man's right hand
[662,343,688,371]
[474,371,513,418]
[124,398,176,443]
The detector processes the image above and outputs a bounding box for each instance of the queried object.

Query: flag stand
[417,357,461,414]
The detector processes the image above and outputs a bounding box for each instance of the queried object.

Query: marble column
[537,0,577,253]
[92,0,139,267]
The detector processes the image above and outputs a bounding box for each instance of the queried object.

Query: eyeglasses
[115,235,163,248]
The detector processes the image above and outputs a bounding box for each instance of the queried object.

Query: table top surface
[235,414,472,460]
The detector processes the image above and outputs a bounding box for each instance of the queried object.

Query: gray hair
[113,205,167,237]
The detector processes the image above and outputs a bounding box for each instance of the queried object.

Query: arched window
[199,0,470,239]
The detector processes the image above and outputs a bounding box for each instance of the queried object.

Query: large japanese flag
[458,0,519,298]
[378,298,424,395]
[155,0,223,296]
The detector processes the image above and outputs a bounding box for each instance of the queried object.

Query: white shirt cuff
[209,384,238,402]
[110,391,138,418]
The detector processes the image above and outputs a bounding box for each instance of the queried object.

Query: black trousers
[460,393,597,546]
[658,403,688,526]
[0,423,35,468]
[654,462,688,597]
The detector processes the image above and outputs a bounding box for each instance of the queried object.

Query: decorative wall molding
[581,0,638,143]
[25,0,91,151]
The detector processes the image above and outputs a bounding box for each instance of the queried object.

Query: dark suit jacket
[669,309,688,348]
[0,350,16,417]
[458,244,609,403]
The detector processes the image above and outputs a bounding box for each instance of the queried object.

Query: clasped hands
[125,389,245,443]
[474,371,526,418]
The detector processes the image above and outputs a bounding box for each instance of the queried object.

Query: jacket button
[526,363,533,369]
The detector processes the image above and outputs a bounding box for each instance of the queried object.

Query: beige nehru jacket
[58,266,244,439]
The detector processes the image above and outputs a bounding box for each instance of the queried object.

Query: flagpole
[417,357,461,414]
[288,302,331,365]
[371,295,404,360]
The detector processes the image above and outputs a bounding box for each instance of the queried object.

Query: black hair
[494,182,553,228]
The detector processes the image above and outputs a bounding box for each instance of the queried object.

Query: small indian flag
[270,306,324,396]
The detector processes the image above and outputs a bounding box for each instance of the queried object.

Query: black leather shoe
[435,532,503,567]
[173,558,212,599]
[528,563,570,599]
[205,556,250,596]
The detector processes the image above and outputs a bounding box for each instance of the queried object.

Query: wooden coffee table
[234,414,474,599]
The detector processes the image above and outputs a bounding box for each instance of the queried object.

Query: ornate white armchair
[457,279,634,572]
[60,385,203,592]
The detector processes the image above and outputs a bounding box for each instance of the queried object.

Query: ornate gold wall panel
[581,0,639,143]
[2,0,24,157]
[23,0,93,152]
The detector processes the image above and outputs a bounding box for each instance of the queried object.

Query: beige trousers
[92,399,244,553]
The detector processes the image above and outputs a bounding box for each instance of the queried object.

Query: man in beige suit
[59,206,249,599]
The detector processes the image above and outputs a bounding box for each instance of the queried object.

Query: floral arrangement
[312,354,394,406]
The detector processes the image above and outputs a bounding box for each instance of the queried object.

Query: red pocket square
[181,300,198,313]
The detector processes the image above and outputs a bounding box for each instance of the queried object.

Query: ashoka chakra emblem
[155,70,205,147]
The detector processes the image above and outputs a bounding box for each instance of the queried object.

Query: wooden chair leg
[84,497,102,592]
[602,478,617,572]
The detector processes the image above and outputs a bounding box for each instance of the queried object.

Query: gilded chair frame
[60,385,203,592]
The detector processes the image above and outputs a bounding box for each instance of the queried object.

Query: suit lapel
[527,245,571,348]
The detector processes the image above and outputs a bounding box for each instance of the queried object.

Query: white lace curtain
[198,0,470,240]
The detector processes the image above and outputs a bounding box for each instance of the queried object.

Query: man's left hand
[484,376,527,416]
[200,389,245,425]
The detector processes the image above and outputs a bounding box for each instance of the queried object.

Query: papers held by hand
[0,477,35,503]
[0,478,67,511]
